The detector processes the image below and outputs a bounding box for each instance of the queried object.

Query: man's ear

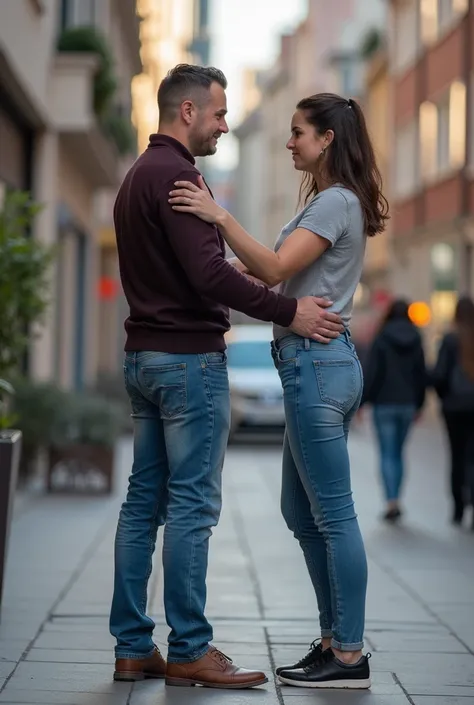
[180,100,194,125]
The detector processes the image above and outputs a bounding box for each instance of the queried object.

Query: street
[1,419,474,704]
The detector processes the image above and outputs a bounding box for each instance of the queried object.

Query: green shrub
[57,26,117,118]
[0,191,54,382]
[101,110,136,156]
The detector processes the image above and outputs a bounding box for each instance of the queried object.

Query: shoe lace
[299,639,323,668]
[303,646,333,673]
[212,648,233,667]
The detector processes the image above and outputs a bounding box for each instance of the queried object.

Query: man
[110,64,343,689]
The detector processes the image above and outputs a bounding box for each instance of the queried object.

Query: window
[437,100,450,171]
[60,0,96,30]
[393,0,419,74]
[419,101,438,180]
[452,0,468,14]
[395,121,418,198]
[420,0,438,44]
[421,81,466,178]
[449,80,466,168]
[420,0,468,45]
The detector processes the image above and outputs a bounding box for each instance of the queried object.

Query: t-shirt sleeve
[298,189,349,247]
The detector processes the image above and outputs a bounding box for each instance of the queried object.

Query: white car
[225,324,285,437]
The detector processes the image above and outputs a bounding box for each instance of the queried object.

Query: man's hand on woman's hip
[290,297,344,344]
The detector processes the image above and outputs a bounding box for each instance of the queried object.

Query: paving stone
[0,663,15,679]
[0,641,27,663]
[0,691,130,704]
[411,698,474,704]
[25,649,114,665]
[373,652,474,686]
[33,631,114,651]
[280,694,409,704]
[2,430,473,704]
[4,661,120,693]
[367,631,468,653]
[131,680,278,705]
[408,685,474,697]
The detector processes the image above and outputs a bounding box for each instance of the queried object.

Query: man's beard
[190,130,219,157]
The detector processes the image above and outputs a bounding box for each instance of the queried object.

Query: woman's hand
[169,176,226,225]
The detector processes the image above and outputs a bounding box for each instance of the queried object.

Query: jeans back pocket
[141,363,187,419]
[313,358,358,413]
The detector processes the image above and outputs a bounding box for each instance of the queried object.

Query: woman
[431,296,474,528]
[361,300,427,522]
[169,93,388,690]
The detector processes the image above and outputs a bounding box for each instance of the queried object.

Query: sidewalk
[0,420,473,704]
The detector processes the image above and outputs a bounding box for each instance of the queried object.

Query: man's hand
[290,297,344,343]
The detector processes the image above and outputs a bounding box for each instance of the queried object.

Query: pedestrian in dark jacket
[431,296,474,528]
[361,300,427,521]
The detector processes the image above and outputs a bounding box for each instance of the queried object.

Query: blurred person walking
[431,296,474,528]
[169,93,389,689]
[361,300,427,521]
[110,65,343,690]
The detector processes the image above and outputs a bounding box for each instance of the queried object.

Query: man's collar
[148,134,195,165]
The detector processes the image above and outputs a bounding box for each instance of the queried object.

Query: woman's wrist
[215,208,229,229]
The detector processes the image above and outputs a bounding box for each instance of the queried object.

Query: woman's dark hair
[296,93,389,237]
[381,299,410,329]
[454,295,474,381]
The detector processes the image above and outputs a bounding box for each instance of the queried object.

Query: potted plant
[0,380,21,606]
[48,392,123,494]
[0,189,53,607]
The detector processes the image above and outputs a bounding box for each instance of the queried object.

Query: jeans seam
[293,352,334,634]
[184,363,214,656]
[295,358,344,644]
[291,468,332,633]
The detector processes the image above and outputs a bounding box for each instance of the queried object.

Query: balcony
[48,52,119,188]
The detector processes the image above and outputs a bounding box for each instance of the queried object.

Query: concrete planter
[0,430,22,608]
[47,444,114,494]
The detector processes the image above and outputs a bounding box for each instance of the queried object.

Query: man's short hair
[158,64,228,122]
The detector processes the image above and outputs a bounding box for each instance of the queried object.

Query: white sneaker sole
[278,675,371,689]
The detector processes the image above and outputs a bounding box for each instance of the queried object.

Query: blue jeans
[273,333,367,652]
[373,404,416,502]
[110,350,230,663]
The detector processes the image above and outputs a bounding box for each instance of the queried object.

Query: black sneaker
[275,639,324,677]
[278,648,371,689]
[383,507,402,522]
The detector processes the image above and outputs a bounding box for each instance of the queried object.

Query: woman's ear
[325,130,335,148]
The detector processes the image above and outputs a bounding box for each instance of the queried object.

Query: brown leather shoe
[114,646,167,681]
[166,646,268,689]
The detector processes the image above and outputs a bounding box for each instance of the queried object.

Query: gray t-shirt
[273,185,366,341]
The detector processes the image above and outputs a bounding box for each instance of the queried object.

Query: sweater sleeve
[157,171,297,327]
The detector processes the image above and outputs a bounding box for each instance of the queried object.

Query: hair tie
[347,98,353,109]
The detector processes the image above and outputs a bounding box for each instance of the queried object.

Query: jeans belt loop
[304,338,310,351]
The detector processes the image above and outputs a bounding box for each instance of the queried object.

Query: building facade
[234,0,386,257]
[389,0,474,349]
[0,0,140,389]
[132,0,207,155]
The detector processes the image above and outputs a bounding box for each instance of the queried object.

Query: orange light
[408,301,431,327]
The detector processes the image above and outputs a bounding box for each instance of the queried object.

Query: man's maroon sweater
[114,134,297,353]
